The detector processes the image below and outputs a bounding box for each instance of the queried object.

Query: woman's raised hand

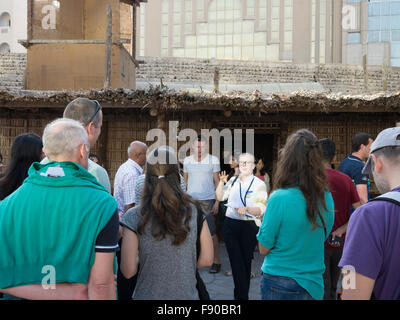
[219,171,228,184]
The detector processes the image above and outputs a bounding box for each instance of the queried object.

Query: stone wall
[2,53,400,94]
[0,53,26,91]
[136,56,400,94]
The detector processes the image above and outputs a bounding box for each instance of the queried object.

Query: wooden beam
[382,60,388,92]
[104,4,113,89]
[19,39,129,44]
[27,0,33,44]
[18,39,130,49]
[99,120,109,172]
[119,43,139,68]
[131,3,137,61]
[363,54,368,92]
[120,0,147,5]
[0,101,398,114]
[213,68,220,93]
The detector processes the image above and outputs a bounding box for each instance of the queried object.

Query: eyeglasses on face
[87,100,101,125]
[239,161,254,165]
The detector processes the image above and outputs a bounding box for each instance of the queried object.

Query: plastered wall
[26,43,121,90]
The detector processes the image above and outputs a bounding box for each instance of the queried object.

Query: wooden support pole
[27,0,33,43]
[382,60,388,92]
[104,4,113,89]
[213,68,219,93]
[99,120,109,172]
[157,112,166,129]
[131,3,137,59]
[363,54,368,92]
[24,0,34,89]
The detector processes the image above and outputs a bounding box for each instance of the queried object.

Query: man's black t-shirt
[95,210,119,252]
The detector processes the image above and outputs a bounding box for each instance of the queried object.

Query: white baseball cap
[362,127,400,174]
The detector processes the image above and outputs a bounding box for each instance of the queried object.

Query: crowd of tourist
[0,97,399,300]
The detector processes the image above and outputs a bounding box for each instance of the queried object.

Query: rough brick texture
[0,53,26,91]
[2,53,400,94]
[136,56,400,94]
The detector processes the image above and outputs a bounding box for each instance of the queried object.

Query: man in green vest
[0,118,119,299]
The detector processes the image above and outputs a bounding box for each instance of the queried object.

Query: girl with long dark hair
[254,157,271,194]
[257,129,335,300]
[0,133,44,200]
[120,146,213,300]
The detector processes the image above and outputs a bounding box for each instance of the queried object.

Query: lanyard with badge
[239,177,255,207]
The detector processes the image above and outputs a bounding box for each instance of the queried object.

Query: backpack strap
[370,191,400,206]
[368,191,400,300]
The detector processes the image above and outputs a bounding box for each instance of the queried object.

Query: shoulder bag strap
[370,191,400,206]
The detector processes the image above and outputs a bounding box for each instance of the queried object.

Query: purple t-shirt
[339,186,400,299]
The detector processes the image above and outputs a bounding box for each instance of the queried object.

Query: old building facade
[0,88,399,197]
[0,0,27,54]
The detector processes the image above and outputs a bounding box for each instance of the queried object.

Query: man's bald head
[63,98,102,128]
[127,141,148,167]
[63,98,103,148]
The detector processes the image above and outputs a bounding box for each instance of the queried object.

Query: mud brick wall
[2,53,400,93]
[136,56,400,94]
[0,53,26,91]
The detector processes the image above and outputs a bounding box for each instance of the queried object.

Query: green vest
[0,161,117,289]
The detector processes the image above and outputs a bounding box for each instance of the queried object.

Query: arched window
[0,43,10,54]
[0,12,11,27]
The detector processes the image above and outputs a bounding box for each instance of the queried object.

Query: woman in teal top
[257,129,335,300]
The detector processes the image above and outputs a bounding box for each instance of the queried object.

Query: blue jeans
[261,273,314,300]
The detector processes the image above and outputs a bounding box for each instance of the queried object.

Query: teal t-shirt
[257,187,334,300]
[0,161,118,290]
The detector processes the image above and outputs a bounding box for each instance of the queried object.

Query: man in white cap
[339,127,400,300]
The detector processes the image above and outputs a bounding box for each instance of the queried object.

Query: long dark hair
[254,157,266,176]
[227,154,239,181]
[0,133,43,200]
[138,147,199,246]
[273,129,328,230]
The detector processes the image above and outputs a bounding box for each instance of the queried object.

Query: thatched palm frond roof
[0,87,399,114]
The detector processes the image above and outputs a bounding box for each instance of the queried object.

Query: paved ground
[198,242,264,300]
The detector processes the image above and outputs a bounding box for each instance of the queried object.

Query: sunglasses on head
[87,100,101,125]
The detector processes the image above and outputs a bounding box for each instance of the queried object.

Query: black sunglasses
[87,100,101,125]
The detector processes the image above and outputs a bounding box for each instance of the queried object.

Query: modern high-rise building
[0,0,27,53]
[366,0,400,66]
[341,0,394,66]
[2,0,399,67]
[134,0,400,67]
[135,0,344,64]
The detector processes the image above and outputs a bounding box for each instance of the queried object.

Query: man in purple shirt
[339,127,400,300]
